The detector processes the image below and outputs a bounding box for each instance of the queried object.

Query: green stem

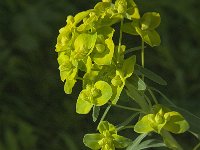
[76,77,83,80]
[117,125,134,131]
[193,142,200,150]
[99,105,111,122]
[161,130,183,150]
[141,39,145,80]
[148,89,158,104]
[108,102,145,113]
[117,19,124,61]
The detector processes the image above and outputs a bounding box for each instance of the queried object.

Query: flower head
[134,105,189,134]
[83,121,131,150]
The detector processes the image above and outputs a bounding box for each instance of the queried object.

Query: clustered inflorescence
[55,0,189,149]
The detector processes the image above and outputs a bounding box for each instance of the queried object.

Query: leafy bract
[76,81,112,114]
[122,55,136,79]
[134,105,189,134]
[126,0,140,20]
[135,64,167,85]
[73,33,97,59]
[127,133,166,150]
[57,52,78,94]
[83,121,131,150]
[136,28,161,47]
[140,12,161,30]
[111,56,136,104]
[93,27,115,65]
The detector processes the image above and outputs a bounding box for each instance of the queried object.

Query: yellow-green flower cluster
[55,0,141,114]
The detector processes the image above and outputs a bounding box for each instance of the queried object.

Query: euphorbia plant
[54,0,200,149]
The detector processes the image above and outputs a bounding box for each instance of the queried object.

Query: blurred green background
[0,0,199,149]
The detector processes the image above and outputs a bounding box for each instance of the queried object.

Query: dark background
[0,0,199,149]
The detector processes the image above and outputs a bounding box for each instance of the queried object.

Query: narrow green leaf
[126,80,150,112]
[117,113,140,131]
[149,87,175,106]
[131,74,146,91]
[92,106,100,122]
[137,139,166,149]
[126,133,148,150]
[161,130,183,150]
[135,65,167,85]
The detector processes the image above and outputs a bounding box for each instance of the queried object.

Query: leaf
[74,10,91,24]
[113,134,132,148]
[126,80,150,111]
[97,121,117,134]
[126,133,148,150]
[150,86,200,137]
[137,139,166,149]
[134,115,154,133]
[164,111,189,134]
[149,87,175,106]
[127,134,166,150]
[122,22,138,35]
[117,113,139,131]
[83,134,102,150]
[169,106,200,138]
[123,55,136,78]
[136,28,161,47]
[94,81,112,106]
[64,77,77,94]
[131,74,146,91]
[141,12,161,30]
[76,93,93,114]
[92,106,100,122]
[135,65,167,85]
[161,130,183,150]
[126,0,140,19]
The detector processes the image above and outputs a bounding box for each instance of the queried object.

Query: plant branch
[108,102,145,113]
[141,39,145,80]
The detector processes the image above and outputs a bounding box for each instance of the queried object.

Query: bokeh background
[0,0,199,149]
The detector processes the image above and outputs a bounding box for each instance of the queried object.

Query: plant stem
[117,19,124,61]
[99,105,111,122]
[141,39,145,80]
[193,142,200,150]
[148,89,158,104]
[108,102,145,113]
[117,125,134,131]
[161,130,183,150]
